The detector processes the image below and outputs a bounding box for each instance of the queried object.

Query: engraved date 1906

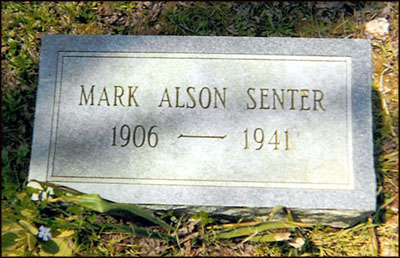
[112,125,158,148]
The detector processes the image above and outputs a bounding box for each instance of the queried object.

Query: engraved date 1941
[244,129,290,151]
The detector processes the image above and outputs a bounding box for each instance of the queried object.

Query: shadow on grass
[371,86,395,224]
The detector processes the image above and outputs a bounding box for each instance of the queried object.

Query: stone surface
[365,18,389,39]
[29,35,376,227]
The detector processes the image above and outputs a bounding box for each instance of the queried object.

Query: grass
[1,1,398,256]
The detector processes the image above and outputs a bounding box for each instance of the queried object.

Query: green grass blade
[62,194,110,212]
[60,194,170,229]
[249,232,291,242]
[268,206,285,220]
[216,221,310,239]
[31,180,83,196]
[18,220,38,235]
[107,203,171,230]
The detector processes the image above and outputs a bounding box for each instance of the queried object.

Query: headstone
[29,35,376,227]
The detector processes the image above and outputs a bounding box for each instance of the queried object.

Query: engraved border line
[49,51,352,188]
[49,180,353,190]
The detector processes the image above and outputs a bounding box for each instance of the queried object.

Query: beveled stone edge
[139,204,373,228]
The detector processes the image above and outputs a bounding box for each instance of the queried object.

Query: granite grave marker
[29,35,376,227]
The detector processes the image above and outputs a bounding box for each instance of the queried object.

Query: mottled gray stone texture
[29,35,375,227]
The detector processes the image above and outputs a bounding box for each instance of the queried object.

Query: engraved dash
[178,134,226,139]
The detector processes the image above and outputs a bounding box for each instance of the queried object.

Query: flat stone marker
[29,35,376,227]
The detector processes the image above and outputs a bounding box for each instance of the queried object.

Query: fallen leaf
[289,237,305,249]
[365,18,389,39]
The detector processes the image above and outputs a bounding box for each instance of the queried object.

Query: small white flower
[38,225,52,241]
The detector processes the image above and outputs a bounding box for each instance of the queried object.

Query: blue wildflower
[38,225,52,241]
